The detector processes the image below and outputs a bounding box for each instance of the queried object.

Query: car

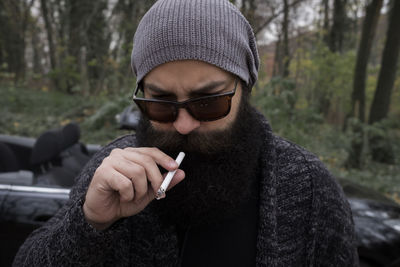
[115,104,141,130]
[340,178,400,267]
[0,123,100,266]
[1,124,399,266]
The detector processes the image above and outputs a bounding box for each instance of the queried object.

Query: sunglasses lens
[135,100,177,122]
[188,95,231,121]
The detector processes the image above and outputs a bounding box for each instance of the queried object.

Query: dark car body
[1,124,400,266]
[340,179,400,267]
[0,185,70,265]
[0,123,98,266]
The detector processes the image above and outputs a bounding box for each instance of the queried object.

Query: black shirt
[177,185,259,267]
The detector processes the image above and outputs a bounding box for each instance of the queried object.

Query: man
[14,0,359,266]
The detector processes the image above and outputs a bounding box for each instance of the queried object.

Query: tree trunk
[369,0,400,125]
[67,0,81,63]
[282,0,290,78]
[31,23,42,74]
[65,0,83,93]
[240,0,257,30]
[345,0,383,168]
[84,0,109,93]
[322,0,330,44]
[272,34,282,77]
[352,0,383,122]
[40,0,57,72]
[0,0,29,82]
[329,0,347,52]
[368,0,400,164]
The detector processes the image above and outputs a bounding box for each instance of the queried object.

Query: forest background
[0,0,399,201]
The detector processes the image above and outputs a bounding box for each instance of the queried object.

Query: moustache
[137,116,236,155]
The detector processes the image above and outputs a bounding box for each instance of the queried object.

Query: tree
[237,0,305,37]
[0,0,35,82]
[328,0,347,53]
[82,0,110,93]
[322,0,330,43]
[31,21,43,75]
[282,0,291,78]
[40,0,58,87]
[112,0,156,88]
[368,0,400,163]
[345,0,383,168]
[240,0,257,30]
[351,0,383,123]
[271,0,298,78]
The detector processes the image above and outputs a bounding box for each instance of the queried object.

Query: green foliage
[291,43,356,117]
[252,77,323,144]
[367,118,398,164]
[49,55,81,93]
[252,77,399,201]
[332,162,400,198]
[83,97,130,130]
[252,77,297,112]
[0,85,133,145]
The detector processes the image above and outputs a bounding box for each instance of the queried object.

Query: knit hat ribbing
[131,0,259,89]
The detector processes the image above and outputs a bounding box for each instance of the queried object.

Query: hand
[83,147,185,230]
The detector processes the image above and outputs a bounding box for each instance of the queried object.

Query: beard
[135,94,266,227]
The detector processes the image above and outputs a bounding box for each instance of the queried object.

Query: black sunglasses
[132,79,238,123]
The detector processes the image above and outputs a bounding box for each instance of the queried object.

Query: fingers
[107,147,185,197]
[84,147,183,229]
[104,162,184,203]
[126,147,178,171]
[116,150,164,193]
[117,147,181,193]
[97,166,134,202]
[111,157,148,200]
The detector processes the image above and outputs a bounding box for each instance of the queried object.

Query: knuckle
[123,147,135,152]
[145,147,159,155]
[133,164,146,177]
[94,165,107,178]
[110,148,122,156]
[102,156,112,165]
[141,155,154,166]
[121,177,132,188]
[150,147,159,153]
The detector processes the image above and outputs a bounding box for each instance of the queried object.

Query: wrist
[82,202,115,230]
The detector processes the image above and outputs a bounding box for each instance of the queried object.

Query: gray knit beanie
[131,0,259,89]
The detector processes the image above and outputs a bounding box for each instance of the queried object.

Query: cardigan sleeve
[308,163,359,267]
[12,135,141,267]
[12,198,130,266]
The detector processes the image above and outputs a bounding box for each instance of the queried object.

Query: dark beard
[136,95,265,227]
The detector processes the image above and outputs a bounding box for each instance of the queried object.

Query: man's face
[137,61,263,226]
[142,60,243,135]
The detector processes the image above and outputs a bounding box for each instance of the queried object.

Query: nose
[173,108,201,135]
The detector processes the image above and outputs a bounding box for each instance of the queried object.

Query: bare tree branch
[254,0,304,36]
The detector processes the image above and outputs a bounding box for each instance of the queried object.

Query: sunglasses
[132,79,238,123]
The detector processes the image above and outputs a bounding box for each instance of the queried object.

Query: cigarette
[155,152,185,200]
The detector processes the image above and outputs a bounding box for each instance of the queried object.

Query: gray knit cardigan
[13,117,359,266]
